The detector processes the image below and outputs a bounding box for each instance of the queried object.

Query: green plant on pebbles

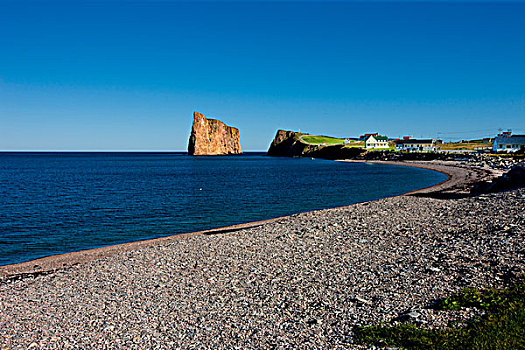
[354,278,525,349]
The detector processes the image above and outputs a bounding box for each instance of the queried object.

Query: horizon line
[0,149,268,152]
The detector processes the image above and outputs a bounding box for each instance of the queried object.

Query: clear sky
[1,1,524,151]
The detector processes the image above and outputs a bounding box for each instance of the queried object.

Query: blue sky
[1,1,524,151]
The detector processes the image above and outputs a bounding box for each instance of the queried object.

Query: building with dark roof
[394,139,436,152]
[365,135,389,149]
[493,134,525,152]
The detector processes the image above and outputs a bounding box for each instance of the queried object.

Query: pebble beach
[1,161,524,349]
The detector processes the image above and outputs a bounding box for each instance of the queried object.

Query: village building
[492,133,525,152]
[394,139,436,152]
[365,135,389,149]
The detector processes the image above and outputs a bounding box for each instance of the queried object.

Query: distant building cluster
[352,131,524,153]
[359,133,440,152]
[354,131,525,153]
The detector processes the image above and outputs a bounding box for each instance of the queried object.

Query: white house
[395,139,436,152]
[365,135,389,149]
[493,134,525,153]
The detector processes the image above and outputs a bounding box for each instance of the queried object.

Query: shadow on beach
[408,192,474,200]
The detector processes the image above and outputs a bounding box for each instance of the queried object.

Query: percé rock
[267,129,364,159]
[188,111,242,156]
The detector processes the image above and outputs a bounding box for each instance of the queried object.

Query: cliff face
[188,112,242,156]
[267,130,307,157]
[267,129,365,159]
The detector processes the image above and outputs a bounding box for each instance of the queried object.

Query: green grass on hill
[343,141,365,148]
[354,278,525,349]
[300,135,345,145]
[440,142,493,151]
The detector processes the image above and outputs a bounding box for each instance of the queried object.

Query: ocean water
[0,152,447,266]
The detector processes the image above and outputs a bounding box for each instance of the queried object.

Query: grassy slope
[440,142,493,151]
[299,135,367,148]
[300,135,345,145]
[343,141,365,148]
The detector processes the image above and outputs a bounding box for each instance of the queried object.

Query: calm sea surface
[0,152,447,266]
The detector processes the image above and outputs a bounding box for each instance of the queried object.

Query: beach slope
[1,162,523,348]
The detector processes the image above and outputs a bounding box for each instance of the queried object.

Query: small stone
[306,318,318,325]
[354,296,372,305]
[407,311,420,319]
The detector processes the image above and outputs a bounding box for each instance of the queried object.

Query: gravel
[1,163,524,349]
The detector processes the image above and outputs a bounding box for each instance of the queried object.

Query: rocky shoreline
[1,161,524,349]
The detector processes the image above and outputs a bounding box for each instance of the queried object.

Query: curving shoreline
[1,160,523,348]
[340,159,504,196]
[0,160,470,280]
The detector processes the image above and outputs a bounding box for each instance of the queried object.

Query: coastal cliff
[268,129,364,159]
[188,112,242,156]
[267,130,307,157]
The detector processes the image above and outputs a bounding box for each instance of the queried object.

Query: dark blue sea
[0,152,447,266]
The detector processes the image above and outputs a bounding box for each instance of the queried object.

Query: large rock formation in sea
[188,111,242,156]
[268,129,364,159]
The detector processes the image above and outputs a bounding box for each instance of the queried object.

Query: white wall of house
[395,142,434,152]
[365,136,389,149]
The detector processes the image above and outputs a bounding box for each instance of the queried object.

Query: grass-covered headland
[299,135,345,145]
[354,278,525,349]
